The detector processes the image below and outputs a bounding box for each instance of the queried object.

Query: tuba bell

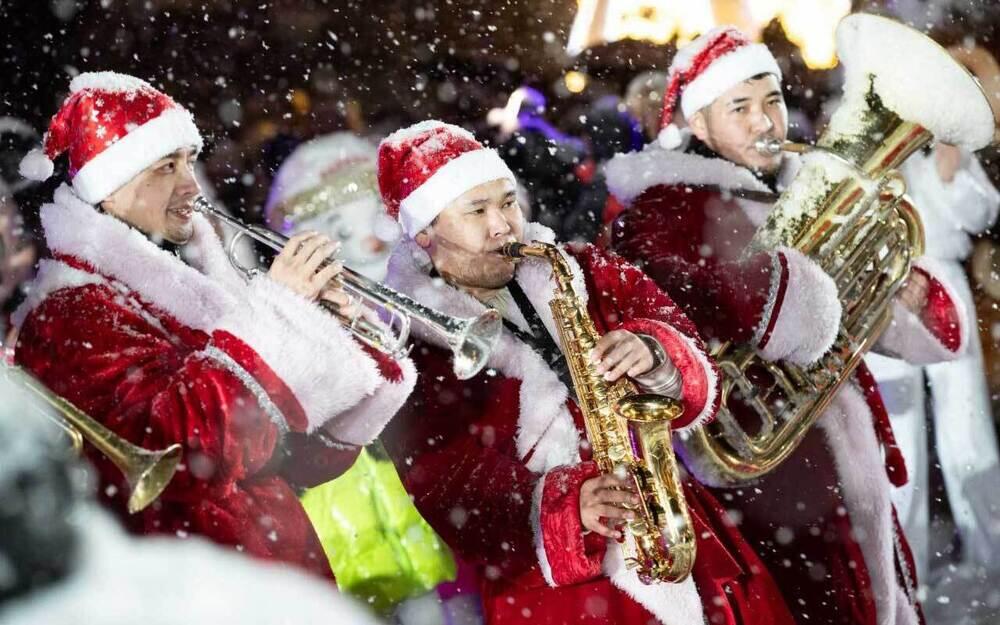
[683,13,996,483]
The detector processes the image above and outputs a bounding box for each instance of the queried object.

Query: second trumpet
[194,198,501,380]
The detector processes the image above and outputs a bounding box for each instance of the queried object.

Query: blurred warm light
[567,0,851,69]
[750,0,850,69]
[564,70,589,93]
[567,0,715,55]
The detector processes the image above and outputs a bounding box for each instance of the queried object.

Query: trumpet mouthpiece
[755,139,783,155]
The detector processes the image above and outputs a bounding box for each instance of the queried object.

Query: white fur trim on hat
[398,148,515,237]
[70,107,203,204]
[680,43,782,119]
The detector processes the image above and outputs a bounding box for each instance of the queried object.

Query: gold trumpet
[194,197,501,380]
[2,361,182,514]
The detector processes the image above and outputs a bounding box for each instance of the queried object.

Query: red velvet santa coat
[605,145,968,625]
[13,185,416,578]
[380,222,796,625]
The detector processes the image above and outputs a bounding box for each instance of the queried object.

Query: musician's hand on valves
[896,270,930,315]
[579,473,640,540]
[319,283,362,320]
[590,330,656,382]
[269,231,344,301]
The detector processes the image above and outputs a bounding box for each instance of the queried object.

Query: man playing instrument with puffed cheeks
[12,72,415,580]
[606,26,977,625]
[376,120,796,625]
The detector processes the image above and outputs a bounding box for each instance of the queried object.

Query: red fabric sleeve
[611,186,778,344]
[279,433,362,489]
[574,244,721,430]
[917,268,962,352]
[536,462,606,586]
[15,284,286,501]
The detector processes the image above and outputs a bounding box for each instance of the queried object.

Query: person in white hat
[606,25,973,625]
[11,71,415,580]
[375,120,797,625]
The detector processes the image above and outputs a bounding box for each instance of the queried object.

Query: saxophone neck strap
[503,280,575,396]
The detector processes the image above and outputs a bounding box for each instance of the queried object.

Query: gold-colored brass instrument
[683,13,996,483]
[2,361,181,514]
[194,198,502,380]
[502,241,695,583]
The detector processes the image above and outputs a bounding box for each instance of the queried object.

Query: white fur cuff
[758,247,841,365]
[217,277,381,433]
[530,472,558,587]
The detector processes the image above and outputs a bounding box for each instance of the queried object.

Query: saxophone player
[11,72,416,579]
[606,26,969,625]
[376,121,794,625]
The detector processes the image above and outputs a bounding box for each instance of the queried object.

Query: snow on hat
[376,120,516,237]
[658,26,782,149]
[18,71,203,204]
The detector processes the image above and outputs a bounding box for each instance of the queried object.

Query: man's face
[689,74,787,174]
[100,148,201,244]
[416,178,524,291]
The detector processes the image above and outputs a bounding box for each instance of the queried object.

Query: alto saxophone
[502,242,696,584]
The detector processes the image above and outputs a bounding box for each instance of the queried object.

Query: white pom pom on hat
[657,124,688,150]
[18,148,55,181]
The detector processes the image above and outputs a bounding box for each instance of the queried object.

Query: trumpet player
[606,26,970,625]
[11,71,415,579]
[375,121,794,625]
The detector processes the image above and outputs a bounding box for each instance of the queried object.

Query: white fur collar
[384,222,587,471]
[605,143,802,205]
[40,184,243,332]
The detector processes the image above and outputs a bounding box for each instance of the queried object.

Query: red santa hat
[376,121,515,237]
[658,26,782,149]
[18,71,203,205]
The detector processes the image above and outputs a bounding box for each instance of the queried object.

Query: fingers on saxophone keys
[596,487,640,509]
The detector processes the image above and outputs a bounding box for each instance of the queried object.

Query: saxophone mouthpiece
[501,242,528,258]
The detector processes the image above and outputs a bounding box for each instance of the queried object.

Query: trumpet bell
[126,444,183,514]
[449,309,502,380]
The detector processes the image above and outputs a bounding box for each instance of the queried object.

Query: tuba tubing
[684,13,995,484]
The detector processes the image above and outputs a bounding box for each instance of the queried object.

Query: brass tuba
[2,361,181,513]
[683,13,997,483]
[502,242,695,583]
